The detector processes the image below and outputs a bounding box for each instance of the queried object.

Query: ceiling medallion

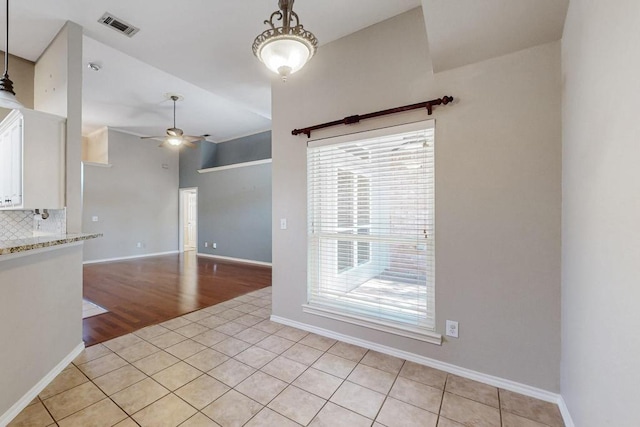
[252,0,318,82]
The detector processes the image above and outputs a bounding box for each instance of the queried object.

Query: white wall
[561,0,640,425]
[82,129,179,262]
[0,245,83,422]
[34,22,84,233]
[272,8,562,391]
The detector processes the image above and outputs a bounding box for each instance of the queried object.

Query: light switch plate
[280,218,287,230]
[92,216,98,222]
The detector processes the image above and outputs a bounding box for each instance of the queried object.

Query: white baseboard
[271,315,574,425]
[0,342,84,426]
[83,250,179,265]
[197,253,272,267]
[557,395,575,427]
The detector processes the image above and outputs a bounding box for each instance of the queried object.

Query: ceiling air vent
[98,12,140,37]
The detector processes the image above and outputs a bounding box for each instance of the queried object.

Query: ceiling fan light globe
[167,137,183,146]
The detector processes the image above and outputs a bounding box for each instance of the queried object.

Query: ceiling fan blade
[158,140,169,148]
[182,136,203,142]
[182,141,197,149]
[182,134,210,142]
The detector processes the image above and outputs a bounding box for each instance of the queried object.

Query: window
[337,170,371,272]
[306,121,437,341]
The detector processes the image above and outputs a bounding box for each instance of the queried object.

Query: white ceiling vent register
[98,12,140,37]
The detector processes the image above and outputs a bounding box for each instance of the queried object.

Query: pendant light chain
[0,0,21,107]
[4,0,8,76]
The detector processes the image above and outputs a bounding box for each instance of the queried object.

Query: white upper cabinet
[0,109,66,210]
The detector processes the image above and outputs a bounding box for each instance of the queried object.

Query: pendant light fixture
[252,0,317,82]
[0,0,22,109]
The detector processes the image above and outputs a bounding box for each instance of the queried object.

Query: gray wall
[201,131,271,169]
[180,133,272,263]
[561,0,640,425]
[272,9,562,392]
[0,52,35,121]
[82,129,179,261]
[0,245,83,423]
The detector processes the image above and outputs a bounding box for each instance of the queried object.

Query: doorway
[179,188,198,252]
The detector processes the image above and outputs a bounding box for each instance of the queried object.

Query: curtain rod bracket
[292,96,454,138]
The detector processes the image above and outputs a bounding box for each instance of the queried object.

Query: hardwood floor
[82,252,271,346]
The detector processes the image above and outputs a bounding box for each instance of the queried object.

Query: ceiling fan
[141,95,209,148]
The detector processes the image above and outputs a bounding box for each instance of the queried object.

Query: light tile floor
[10,287,565,427]
[82,299,108,319]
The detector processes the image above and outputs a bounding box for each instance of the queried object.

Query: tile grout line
[309,345,372,424]
[286,343,359,426]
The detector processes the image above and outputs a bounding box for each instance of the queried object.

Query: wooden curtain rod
[292,96,454,138]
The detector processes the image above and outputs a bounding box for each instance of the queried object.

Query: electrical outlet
[213,243,217,249]
[136,242,142,248]
[92,216,99,222]
[204,242,209,247]
[280,218,287,230]
[446,320,459,338]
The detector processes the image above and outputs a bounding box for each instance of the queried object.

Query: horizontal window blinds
[307,123,435,331]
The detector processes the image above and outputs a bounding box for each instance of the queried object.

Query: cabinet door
[0,128,10,207]
[9,117,22,207]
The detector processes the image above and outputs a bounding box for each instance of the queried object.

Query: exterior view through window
[307,121,435,333]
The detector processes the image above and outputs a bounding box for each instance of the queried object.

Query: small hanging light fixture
[252,0,318,82]
[0,0,22,109]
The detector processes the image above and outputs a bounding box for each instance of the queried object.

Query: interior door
[185,192,197,249]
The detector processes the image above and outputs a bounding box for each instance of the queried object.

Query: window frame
[305,120,441,345]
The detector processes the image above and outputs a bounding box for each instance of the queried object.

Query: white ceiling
[9,0,420,140]
[6,0,568,141]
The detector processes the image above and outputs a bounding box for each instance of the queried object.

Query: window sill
[302,304,442,345]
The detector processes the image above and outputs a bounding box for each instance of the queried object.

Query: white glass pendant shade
[259,37,312,79]
[253,0,318,81]
[0,88,22,109]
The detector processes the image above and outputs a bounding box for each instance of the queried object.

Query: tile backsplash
[0,209,67,240]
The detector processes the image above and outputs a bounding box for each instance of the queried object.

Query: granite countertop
[0,233,102,255]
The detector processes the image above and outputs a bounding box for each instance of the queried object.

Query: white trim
[83,250,179,265]
[211,128,272,144]
[308,119,435,148]
[302,304,441,345]
[106,127,147,139]
[557,396,575,427]
[197,253,272,267]
[197,158,272,174]
[0,241,84,262]
[0,342,84,426]
[82,161,112,168]
[271,315,566,407]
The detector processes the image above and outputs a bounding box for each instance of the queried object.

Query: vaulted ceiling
[6,0,568,141]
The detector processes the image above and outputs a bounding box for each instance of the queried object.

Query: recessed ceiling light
[87,63,101,72]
